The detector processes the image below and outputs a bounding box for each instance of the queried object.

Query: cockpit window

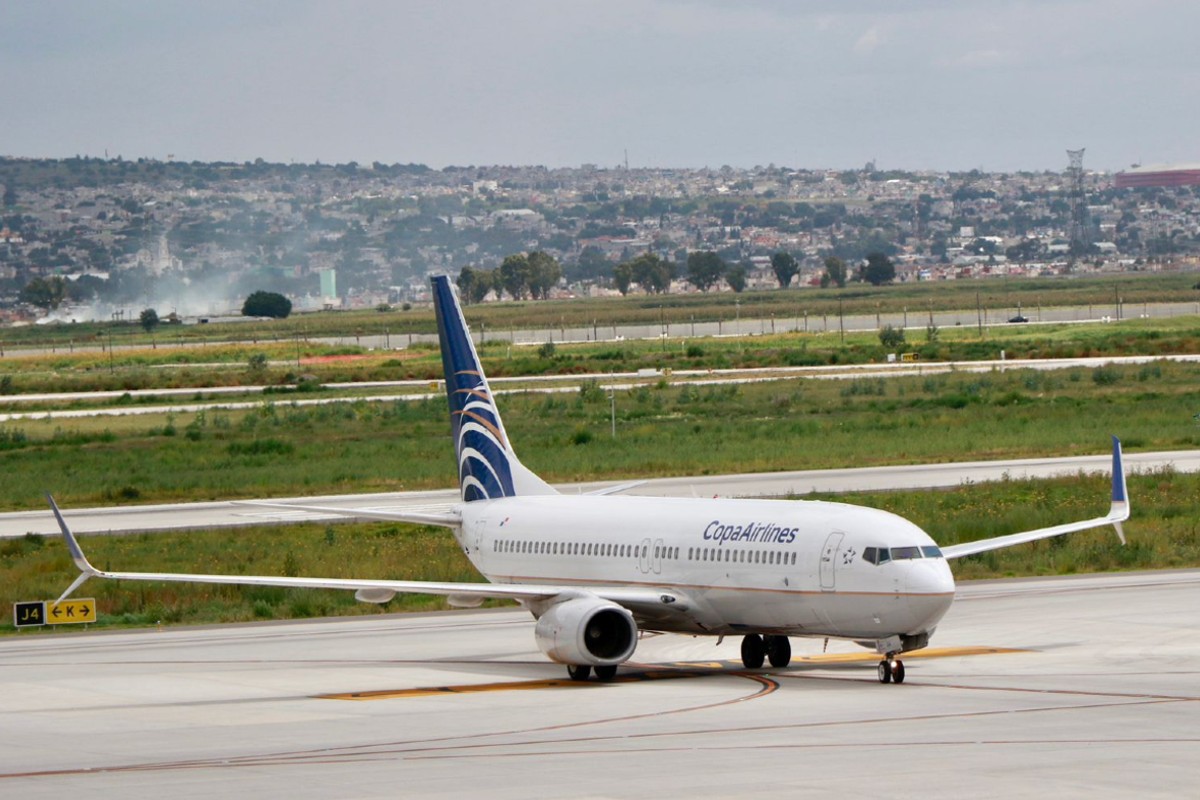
[891,546,923,560]
[862,547,891,565]
[921,545,943,559]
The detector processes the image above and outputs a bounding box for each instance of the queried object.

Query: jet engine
[533,597,638,666]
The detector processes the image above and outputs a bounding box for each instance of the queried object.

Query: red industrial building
[1114,163,1200,189]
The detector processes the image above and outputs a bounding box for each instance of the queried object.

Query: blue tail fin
[431,275,557,502]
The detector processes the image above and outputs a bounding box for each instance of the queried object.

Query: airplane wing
[233,500,462,528]
[48,496,683,616]
[940,436,1130,560]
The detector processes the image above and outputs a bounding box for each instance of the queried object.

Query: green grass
[3,314,1200,399]
[0,359,1197,510]
[2,469,1195,633]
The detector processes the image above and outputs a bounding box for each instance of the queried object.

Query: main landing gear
[876,657,905,684]
[740,634,791,669]
[566,664,618,682]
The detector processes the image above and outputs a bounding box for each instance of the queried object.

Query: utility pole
[609,386,616,439]
[1066,148,1088,270]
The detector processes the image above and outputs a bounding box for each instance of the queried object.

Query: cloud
[853,24,885,56]
[939,48,1022,69]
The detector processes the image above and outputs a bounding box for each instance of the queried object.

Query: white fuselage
[455,494,955,642]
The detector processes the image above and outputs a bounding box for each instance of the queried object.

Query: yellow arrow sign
[45,598,97,625]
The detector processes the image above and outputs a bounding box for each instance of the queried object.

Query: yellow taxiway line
[317,645,1026,701]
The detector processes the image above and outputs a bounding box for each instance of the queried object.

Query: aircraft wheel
[892,660,906,684]
[567,664,591,682]
[877,660,892,684]
[594,664,618,682]
[766,635,792,668]
[741,635,765,669]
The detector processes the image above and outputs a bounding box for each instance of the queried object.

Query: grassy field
[0,358,1197,510]
[2,313,1200,398]
[2,294,1198,634]
[5,271,1198,350]
[2,468,1195,633]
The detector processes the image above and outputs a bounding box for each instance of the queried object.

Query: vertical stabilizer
[431,275,557,501]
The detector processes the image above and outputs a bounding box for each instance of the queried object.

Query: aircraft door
[820,531,845,591]
[469,517,487,557]
[638,538,652,574]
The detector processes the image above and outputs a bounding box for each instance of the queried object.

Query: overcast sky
[4,1,1197,173]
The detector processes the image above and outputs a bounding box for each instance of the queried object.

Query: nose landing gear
[876,657,905,684]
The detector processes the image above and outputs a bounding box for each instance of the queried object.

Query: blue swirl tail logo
[432,276,554,502]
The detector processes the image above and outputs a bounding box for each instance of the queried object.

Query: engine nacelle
[533,597,638,666]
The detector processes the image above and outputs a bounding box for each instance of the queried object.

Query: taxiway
[1,569,1197,798]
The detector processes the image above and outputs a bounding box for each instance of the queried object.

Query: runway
[2,447,1197,538]
[1,570,1197,798]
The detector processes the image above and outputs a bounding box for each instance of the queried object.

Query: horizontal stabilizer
[234,500,462,528]
[583,480,647,496]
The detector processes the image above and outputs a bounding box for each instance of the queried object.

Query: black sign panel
[14,601,46,628]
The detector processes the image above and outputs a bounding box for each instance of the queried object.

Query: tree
[2,181,15,208]
[771,251,798,288]
[573,245,610,281]
[526,251,562,299]
[686,251,725,292]
[726,263,747,293]
[1005,238,1041,263]
[498,253,530,299]
[823,256,847,288]
[862,252,896,286]
[629,252,673,294]
[139,308,159,333]
[878,324,906,349]
[242,290,292,318]
[613,261,634,295]
[19,276,67,311]
[457,265,495,304]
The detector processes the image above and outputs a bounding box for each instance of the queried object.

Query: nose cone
[906,559,955,630]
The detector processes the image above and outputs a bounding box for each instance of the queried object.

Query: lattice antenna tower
[1066,148,1088,262]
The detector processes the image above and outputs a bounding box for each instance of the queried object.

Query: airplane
[49,275,1131,685]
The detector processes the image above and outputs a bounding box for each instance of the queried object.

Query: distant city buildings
[1114,163,1200,189]
[0,156,1197,319]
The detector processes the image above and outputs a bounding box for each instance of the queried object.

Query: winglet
[47,494,100,603]
[1108,436,1129,544]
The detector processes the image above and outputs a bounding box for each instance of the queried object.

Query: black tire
[594,664,618,682]
[877,660,892,684]
[892,660,906,684]
[741,635,765,669]
[567,664,591,682]
[766,635,792,668]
